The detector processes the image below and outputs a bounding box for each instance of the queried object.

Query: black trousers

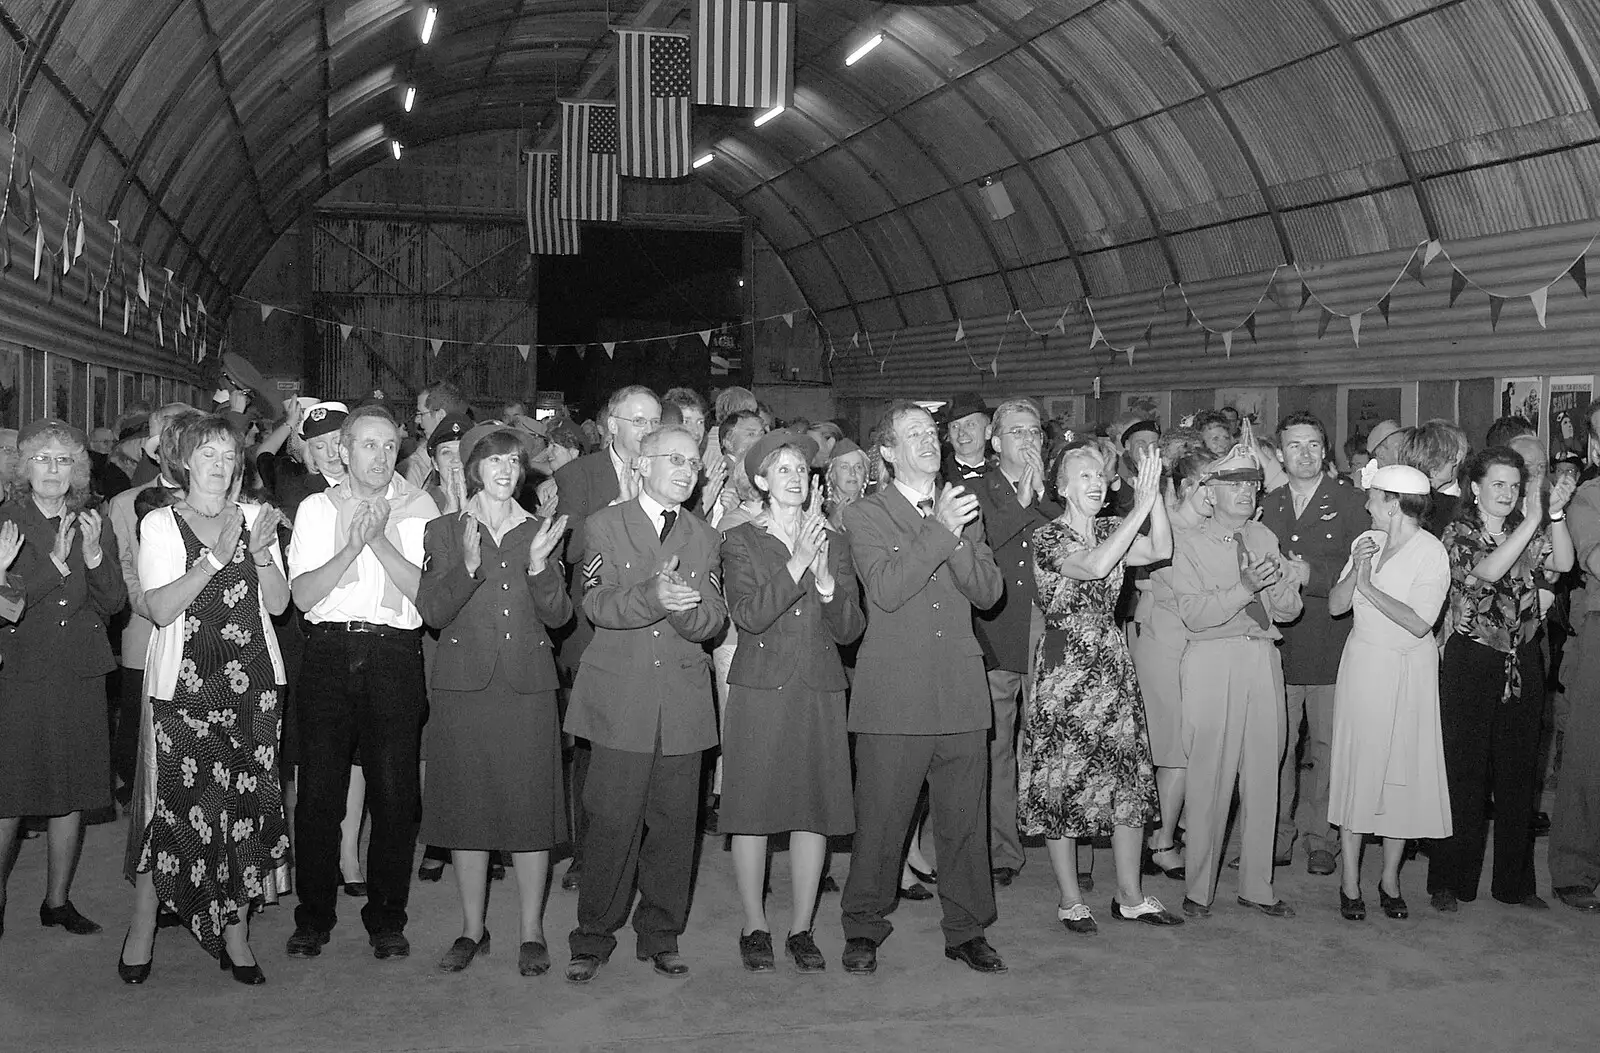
[293,628,426,936]
[1429,634,1543,902]
[569,743,701,961]
[842,731,996,948]
[112,667,145,792]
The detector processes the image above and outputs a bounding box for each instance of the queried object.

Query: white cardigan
[138,503,287,702]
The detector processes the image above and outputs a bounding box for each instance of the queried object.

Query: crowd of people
[2,377,1599,991]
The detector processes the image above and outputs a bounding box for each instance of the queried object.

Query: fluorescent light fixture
[421,6,437,44]
[403,86,416,112]
[753,105,784,127]
[845,33,883,66]
[692,153,714,169]
[391,140,403,160]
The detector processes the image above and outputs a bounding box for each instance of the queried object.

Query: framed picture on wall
[1216,387,1278,430]
[90,366,110,431]
[159,378,173,406]
[1549,376,1592,460]
[48,355,73,423]
[1044,395,1087,431]
[1337,383,1418,456]
[70,359,88,431]
[1498,376,1544,436]
[142,374,158,406]
[121,372,139,415]
[0,343,19,429]
[1119,391,1171,429]
[25,349,46,422]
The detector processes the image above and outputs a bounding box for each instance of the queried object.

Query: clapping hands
[528,514,568,576]
[654,554,702,612]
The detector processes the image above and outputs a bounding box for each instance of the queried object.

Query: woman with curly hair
[0,419,126,942]
[118,412,290,984]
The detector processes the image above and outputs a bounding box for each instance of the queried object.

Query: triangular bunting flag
[1244,312,1257,343]
[575,345,587,360]
[137,263,148,305]
[1089,325,1104,350]
[1571,256,1588,297]
[430,338,444,356]
[1424,240,1443,265]
[603,342,616,358]
[74,218,84,261]
[98,284,105,328]
[1449,268,1468,307]
[782,312,794,328]
[1052,310,1068,335]
[953,319,965,343]
[1203,330,1213,354]
[516,345,530,362]
[1489,295,1506,330]
[156,313,164,347]
[339,324,353,342]
[1299,282,1312,312]
[851,332,860,349]
[1141,324,1154,345]
[1158,287,1169,313]
[1350,311,1363,347]
[33,226,42,279]
[1222,330,1234,358]
[1378,294,1392,325]
[260,304,274,322]
[1125,347,1135,367]
[1184,307,1196,329]
[699,330,712,346]
[196,297,206,316]
[1092,376,1101,400]
[1531,286,1549,328]
[990,353,999,378]
[122,287,131,335]
[1317,308,1334,339]
[1404,252,1426,286]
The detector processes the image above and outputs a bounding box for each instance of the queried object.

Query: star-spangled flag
[525,151,579,255]
[616,31,692,179]
[694,0,794,109]
[559,102,619,222]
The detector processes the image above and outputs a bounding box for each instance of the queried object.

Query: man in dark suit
[552,385,662,889]
[1260,411,1366,875]
[564,424,727,983]
[971,397,1059,887]
[940,391,990,485]
[840,401,1006,975]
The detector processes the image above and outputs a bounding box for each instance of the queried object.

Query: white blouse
[137,503,287,702]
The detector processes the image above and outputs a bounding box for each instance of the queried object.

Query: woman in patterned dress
[1020,440,1182,934]
[119,413,291,985]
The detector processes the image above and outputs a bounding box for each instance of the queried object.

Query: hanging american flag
[694,0,795,109]
[616,30,692,178]
[559,101,619,222]
[525,150,580,255]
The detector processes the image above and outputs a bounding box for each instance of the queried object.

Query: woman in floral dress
[1020,441,1182,934]
[119,413,290,985]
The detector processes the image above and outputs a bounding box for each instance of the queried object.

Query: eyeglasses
[1212,480,1260,492]
[645,452,704,472]
[613,415,662,430]
[997,426,1044,441]
[29,454,76,469]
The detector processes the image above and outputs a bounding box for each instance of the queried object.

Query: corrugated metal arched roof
[4,0,1597,326]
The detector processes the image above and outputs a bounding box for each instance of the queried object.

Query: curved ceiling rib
[3,0,1598,329]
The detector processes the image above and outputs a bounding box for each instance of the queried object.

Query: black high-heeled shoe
[342,881,367,897]
[1143,843,1187,880]
[220,947,266,986]
[907,862,936,885]
[1339,889,1367,921]
[418,862,445,883]
[118,931,154,984]
[1379,886,1409,919]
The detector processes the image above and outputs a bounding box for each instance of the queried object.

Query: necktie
[658,509,677,543]
[1234,534,1271,630]
[916,498,934,518]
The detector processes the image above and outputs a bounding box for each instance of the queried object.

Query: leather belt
[307,620,421,638]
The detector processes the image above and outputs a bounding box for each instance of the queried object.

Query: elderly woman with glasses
[0,419,127,940]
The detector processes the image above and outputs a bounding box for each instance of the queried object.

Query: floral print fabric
[1443,520,1550,653]
[137,514,289,958]
[1019,516,1158,839]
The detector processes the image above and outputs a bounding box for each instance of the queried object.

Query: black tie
[916,498,934,518]
[659,509,677,543]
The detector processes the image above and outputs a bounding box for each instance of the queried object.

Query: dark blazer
[417,511,573,694]
[1259,474,1367,684]
[972,466,1060,672]
[552,448,623,673]
[721,521,865,692]
[842,485,1003,736]
[565,497,727,755]
[0,496,126,684]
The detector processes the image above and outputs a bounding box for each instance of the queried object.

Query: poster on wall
[1216,387,1278,429]
[1499,376,1544,433]
[49,355,73,423]
[0,344,19,429]
[70,360,88,431]
[1549,376,1592,460]
[121,373,138,415]
[1044,395,1087,431]
[1346,386,1404,449]
[90,367,109,431]
[1119,391,1171,429]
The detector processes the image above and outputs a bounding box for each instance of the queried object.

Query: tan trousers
[1181,637,1285,907]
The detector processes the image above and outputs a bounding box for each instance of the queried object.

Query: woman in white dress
[1327,464,1452,922]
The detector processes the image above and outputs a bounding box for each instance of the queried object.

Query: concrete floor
[4,820,1600,1053]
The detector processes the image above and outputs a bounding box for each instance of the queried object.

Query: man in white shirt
[284,404,439,962]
